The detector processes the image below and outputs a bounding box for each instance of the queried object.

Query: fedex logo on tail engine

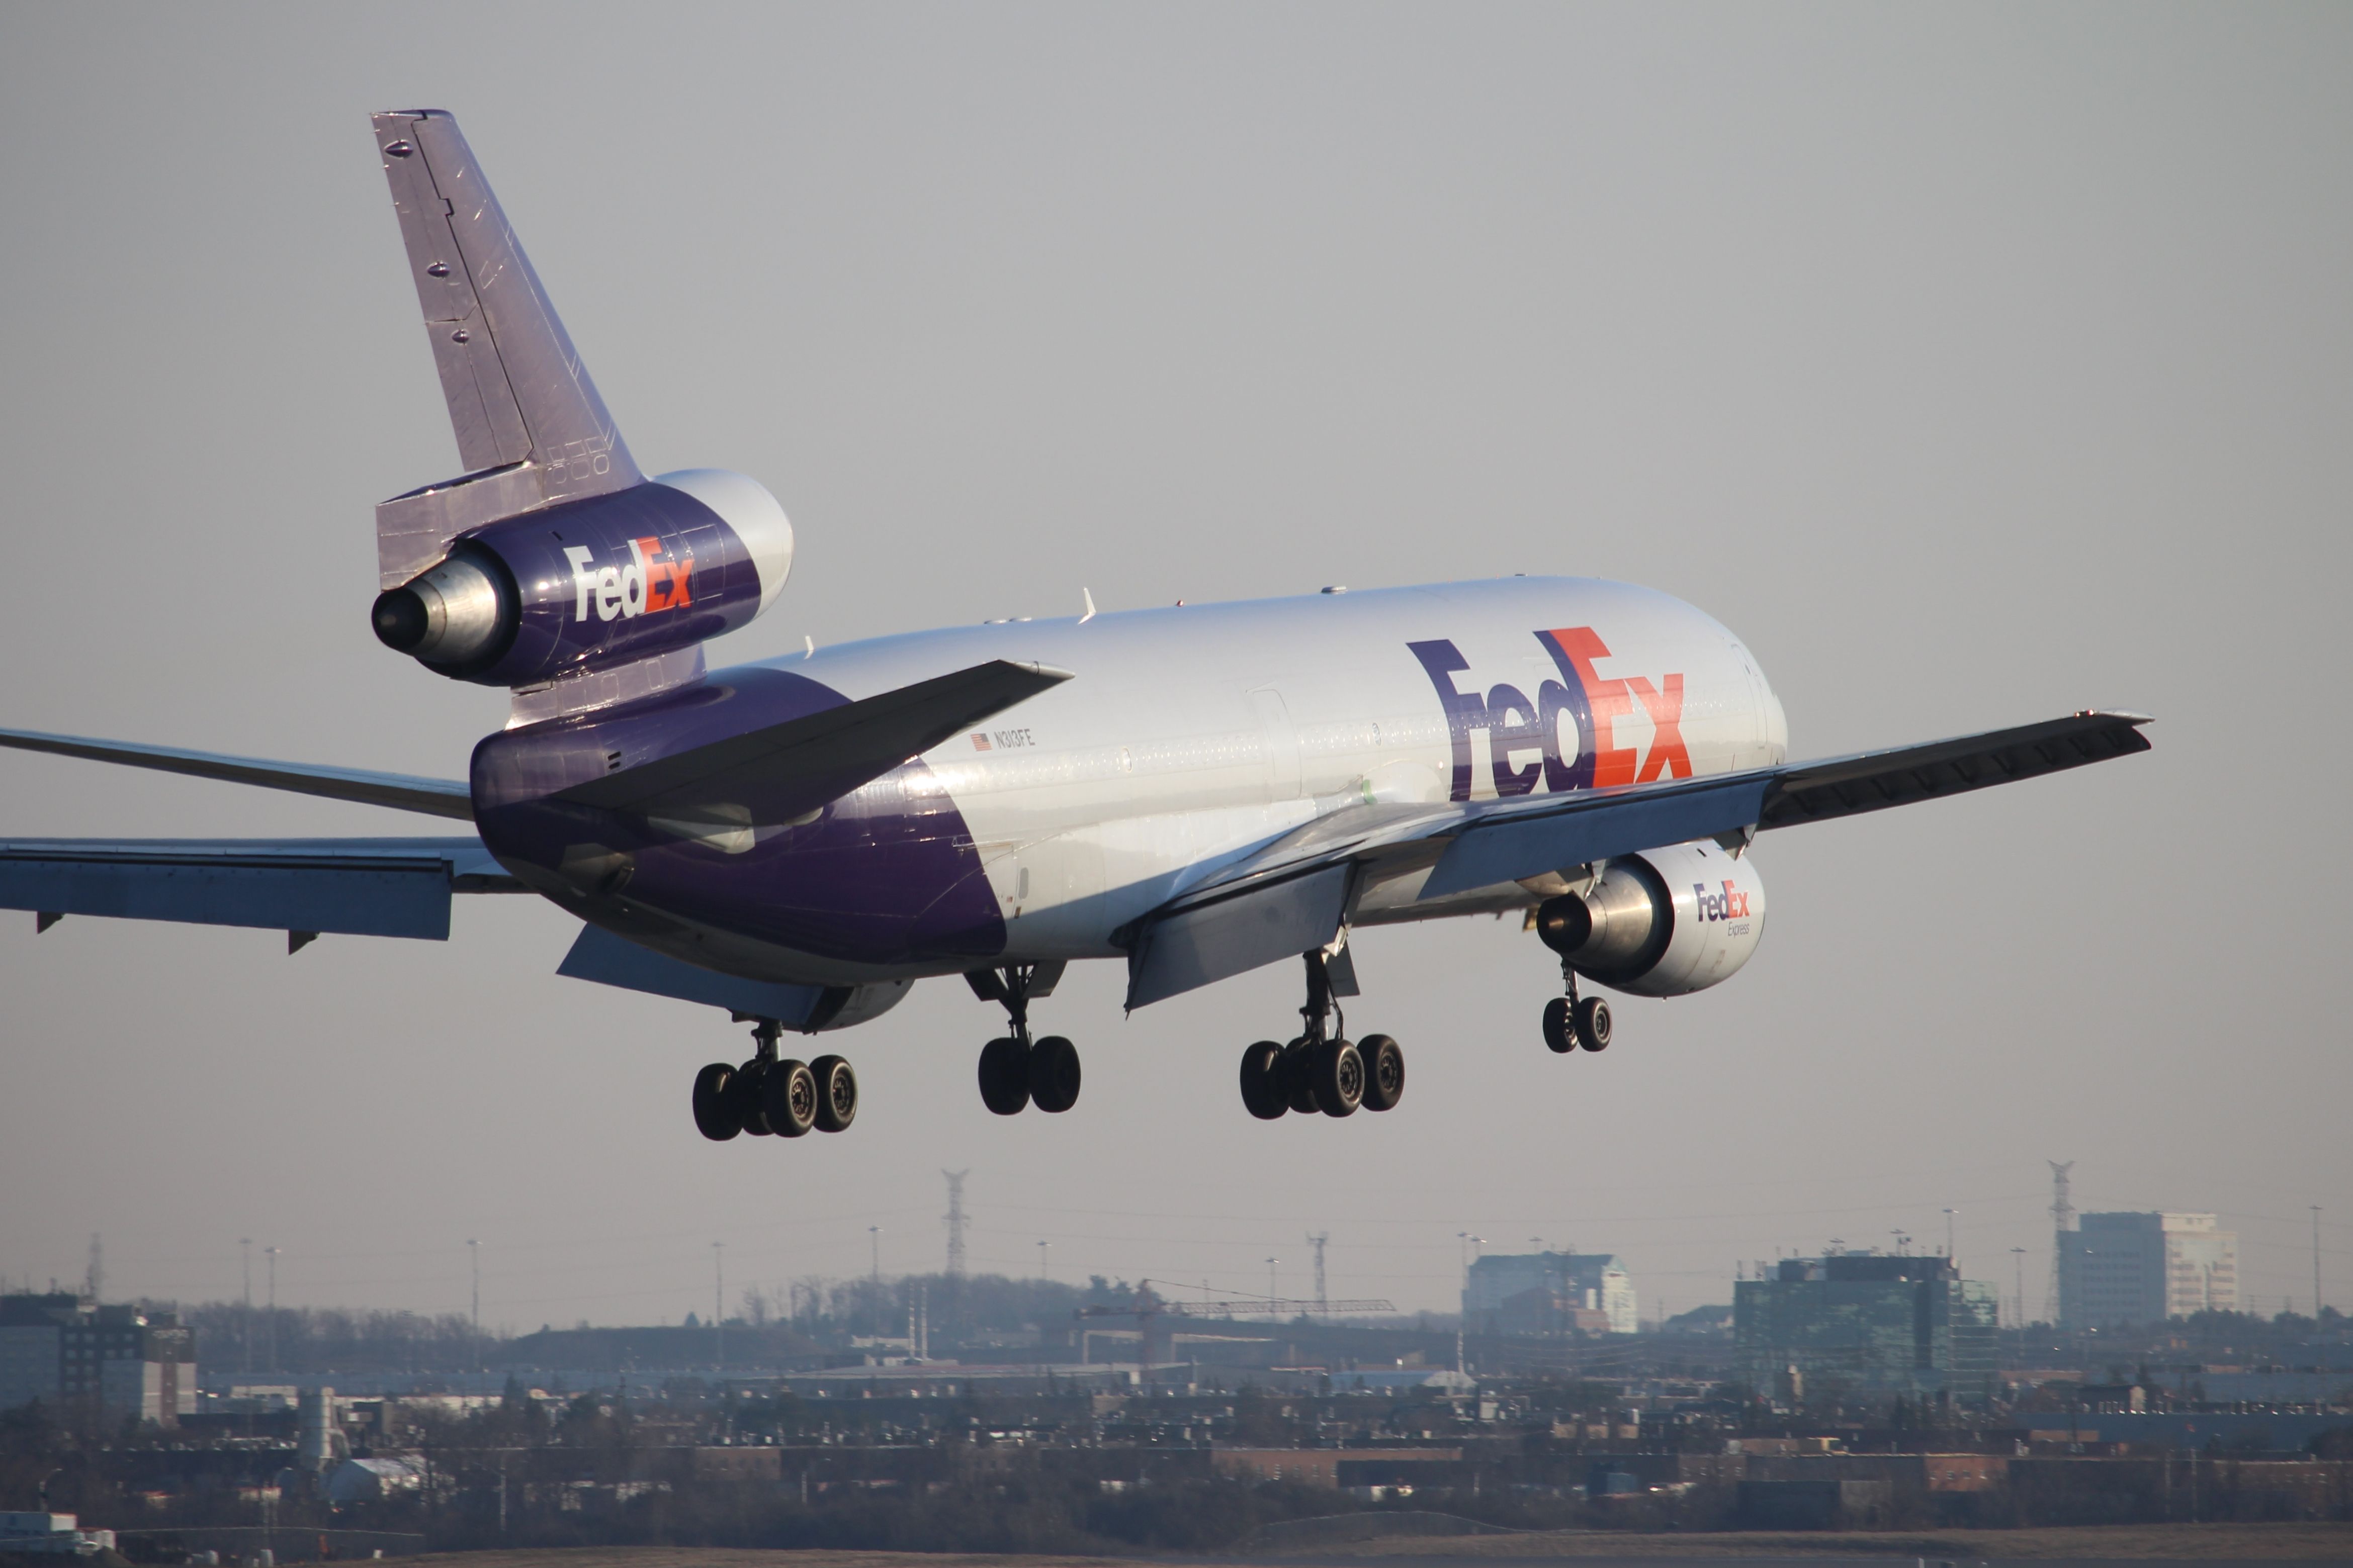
[1409,627,1690,802]
[564,537,694,623]
[1696,879,1750,921]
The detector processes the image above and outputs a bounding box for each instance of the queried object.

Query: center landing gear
[1239,950,1405,1121]
[968,962,1081,1115]
[691,1018,856,1141]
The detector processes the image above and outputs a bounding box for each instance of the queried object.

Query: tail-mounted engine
[370,469,792,685]
[1534,840,1765,997]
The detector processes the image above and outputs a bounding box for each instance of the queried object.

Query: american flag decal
[971,732,992,751]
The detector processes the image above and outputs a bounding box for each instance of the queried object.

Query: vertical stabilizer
[371,110,645,586]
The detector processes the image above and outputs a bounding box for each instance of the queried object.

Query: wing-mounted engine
[370,468,792,684]
[1535,839,1765,996]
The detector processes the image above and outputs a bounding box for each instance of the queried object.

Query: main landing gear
[691,1018,857,1141]
[1534,896,1611,1055]
[1238,950,1405,1121]
[967,962,1081,1116]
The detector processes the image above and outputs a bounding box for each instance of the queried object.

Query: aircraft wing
[1121,709,2150,1007]
[0,837,521,947]
[0,727,474,819]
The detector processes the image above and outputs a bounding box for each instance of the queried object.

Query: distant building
[1463,1252,1637,1335]
[1733,1254,1998,1403]
[2058,1212,2238,1329]
[0,1293,196,1425]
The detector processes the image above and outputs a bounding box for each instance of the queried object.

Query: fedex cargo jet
[0,113,2149,1141]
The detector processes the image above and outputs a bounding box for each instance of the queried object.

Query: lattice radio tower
[2044,1160,2075,1327]
[942,1170,969,1278]
[1307,1232,1330,1316]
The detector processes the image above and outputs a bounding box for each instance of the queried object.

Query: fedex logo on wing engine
[1696,879,1750,921]
[564,537,695,623]
[1409,627,1690,802]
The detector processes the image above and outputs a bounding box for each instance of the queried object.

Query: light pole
[2315,1207,2325,1318]
[467,1239,480,1376]
[713,1242,725,1369]
[1943,1209,1957,1264]
[869,1226,883,1285]
[1037,1240,1050,1281]
[239,1239,253,1374]
[1266,1257,1280,1315]
[264,1247,280,1374]
[2011,1247,2028,1328]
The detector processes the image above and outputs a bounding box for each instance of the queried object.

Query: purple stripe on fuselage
[471,666,1005,969]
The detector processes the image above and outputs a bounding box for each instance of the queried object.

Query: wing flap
[0,727,474,820]
[1123,863,1352,1009]
[555,660,1071,824]
[0,838,514,941]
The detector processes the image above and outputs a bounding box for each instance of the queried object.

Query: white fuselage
[760,576,1786,968]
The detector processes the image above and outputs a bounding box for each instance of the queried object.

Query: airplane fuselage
[471,576,1788,987]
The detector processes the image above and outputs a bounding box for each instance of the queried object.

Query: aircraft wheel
[1282,1039,1322,1116]
[1575,995,1612,1052]
[1317,1038,1364,1118]
[1239,1041,1287,1120]
[978,1037,1030,1115]
[1542,996,1576,1054]
[811,1054,858,1132]
[730,1059,775,1135]
[691,1063,741,1141]
[1028,1035,1082,1113]
[1359,1034,1405,1112]
[763,1058,818,1138]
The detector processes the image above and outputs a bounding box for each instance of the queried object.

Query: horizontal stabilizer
[0,727,474,819]
[0,838,517,942]
[557,660,1072,825]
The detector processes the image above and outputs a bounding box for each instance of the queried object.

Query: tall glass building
[1734,1254,1998,1404]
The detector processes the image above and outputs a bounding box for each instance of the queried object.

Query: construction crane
[1074,1279,1393,1366]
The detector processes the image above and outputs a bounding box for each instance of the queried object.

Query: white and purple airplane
[0,112,2149,1141]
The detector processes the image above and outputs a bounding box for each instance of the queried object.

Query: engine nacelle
[1534,840,1766,997]
[370,469,792,685]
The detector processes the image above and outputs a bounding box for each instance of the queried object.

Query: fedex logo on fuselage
[1695,879,1750,921]
[1409,627,1690,803]
[564,537,694,623]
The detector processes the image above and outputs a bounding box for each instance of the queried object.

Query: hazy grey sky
[3,3,2346,1335]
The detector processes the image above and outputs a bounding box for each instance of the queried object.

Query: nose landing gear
[691,1017,855,1142]
[1238,949,1404,1121]
[968,962,1081,1116]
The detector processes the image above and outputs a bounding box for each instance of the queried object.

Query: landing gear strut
[690,1017,851,1141]
[968,962,1080,1115]
[1239,950,1403,1120]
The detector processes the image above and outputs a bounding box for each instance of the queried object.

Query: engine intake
[1535,840,1766,997]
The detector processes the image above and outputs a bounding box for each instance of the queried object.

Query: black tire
[811,1054,858,1132]
[1317,1038,1365,1118]
[1028,1035,1082,1113]
[1282,1039,1322,1115]
[1575,995,1612,1052]
[691,1063,741,1141]
[978,1037,1030,1115]
[763,1059,818,1137]
[1359,1034,1405,1112]
[1239,1041,1287,1120]
[1542,996,1576,1053]
[730,1059,774,1135]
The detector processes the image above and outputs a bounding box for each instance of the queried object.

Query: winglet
[1080,588,1097,624]
[371,111,645,586]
